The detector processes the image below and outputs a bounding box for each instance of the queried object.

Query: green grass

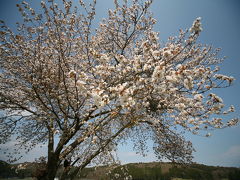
[0,178,33,180]
[0,178,90,180]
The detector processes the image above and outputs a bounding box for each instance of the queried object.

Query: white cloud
[0,141,47,163]
[205,145,240,167]
[217,145,240,167]
[223,145,240,158]
[117,150,156,164]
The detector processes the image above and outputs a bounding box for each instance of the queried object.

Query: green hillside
[0,160,17,178]
[84,162,240,180]
[0,160,240,180]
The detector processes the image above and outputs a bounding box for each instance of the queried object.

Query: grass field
[0,177,230,180]
[0,179,188,180]
[0,178,93,180]
[0,178,33,180]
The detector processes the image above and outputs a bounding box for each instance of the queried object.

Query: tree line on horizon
[1,160,240,180]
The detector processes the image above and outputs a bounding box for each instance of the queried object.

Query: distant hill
[0,160,17,178]
[1,160,240,180]
[80,162,240,180]
[0,160,40,179]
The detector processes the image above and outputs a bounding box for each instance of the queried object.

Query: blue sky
[0,0,240,167]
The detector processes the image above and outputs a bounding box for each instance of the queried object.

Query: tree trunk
[60,166,71,180]
[46,154,59,180]
[45,120,60,180]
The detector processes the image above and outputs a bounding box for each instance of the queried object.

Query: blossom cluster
[190,17,202,34]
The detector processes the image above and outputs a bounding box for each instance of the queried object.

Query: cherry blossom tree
[0,0,238,179]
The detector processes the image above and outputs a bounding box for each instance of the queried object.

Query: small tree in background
[0,0,238,179]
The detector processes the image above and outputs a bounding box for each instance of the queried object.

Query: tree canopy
[0,0,238,179]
